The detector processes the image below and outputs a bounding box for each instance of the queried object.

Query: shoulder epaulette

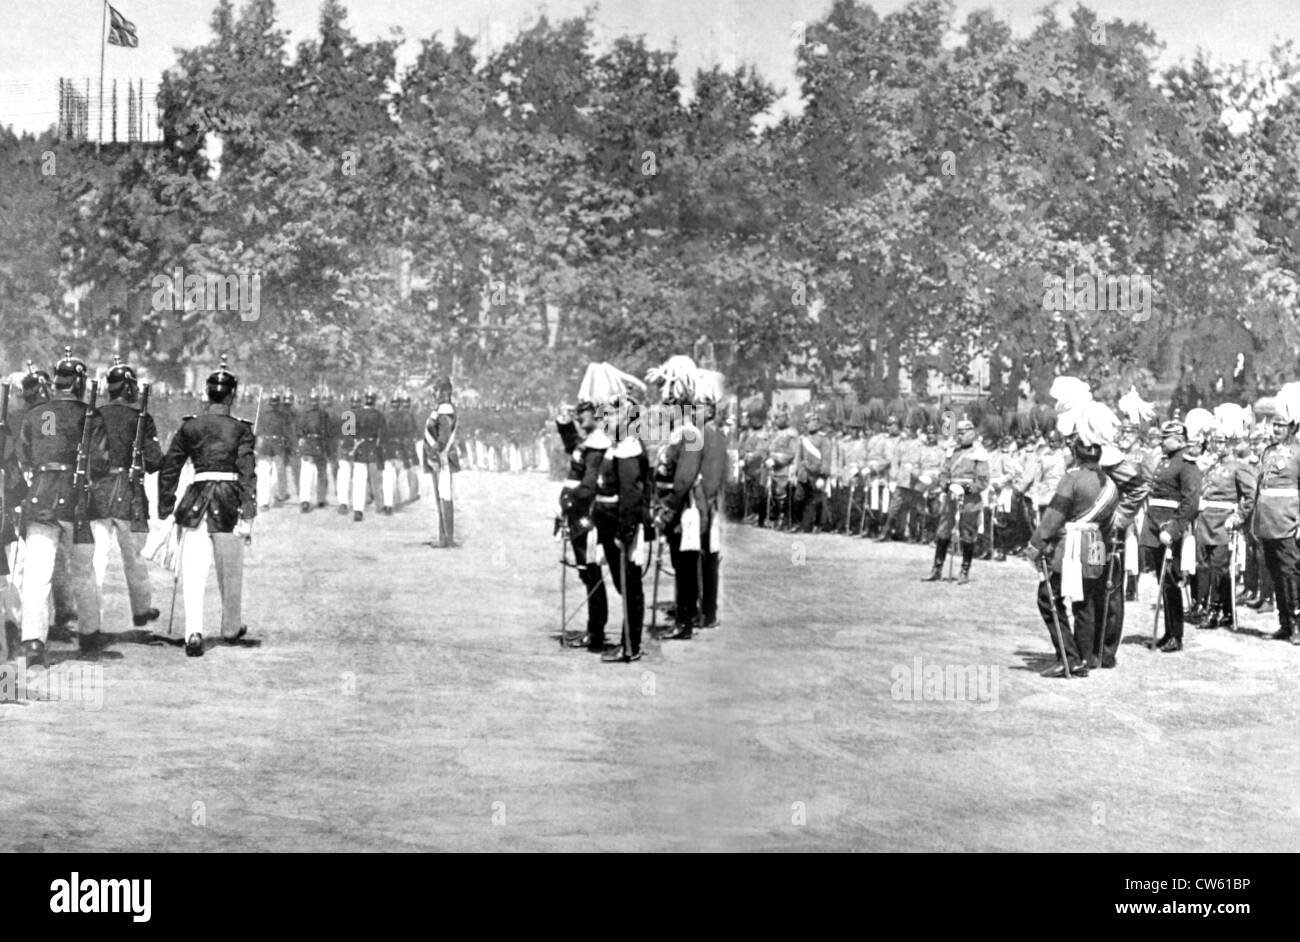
[181,414,196,421]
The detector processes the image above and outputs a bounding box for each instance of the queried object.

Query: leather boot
[958,542,974,585]
[441,501,455,546]
[1125,574,1137,602]
[922,540,948,582]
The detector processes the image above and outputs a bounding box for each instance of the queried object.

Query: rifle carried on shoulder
[128,383,152,532]
[0,382,10,570]
[72,380,99,545]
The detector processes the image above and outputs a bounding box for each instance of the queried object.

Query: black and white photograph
[0,0,1295,881]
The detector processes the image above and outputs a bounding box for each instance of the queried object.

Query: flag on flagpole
[107,4,139,48]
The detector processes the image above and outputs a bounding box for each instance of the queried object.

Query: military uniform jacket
[0,405,27,543]
[795,431,831,484]
[1195,457,1256,545]
[1018,446,1067,507]
[1029,461,1122,572]
[655,422,727,534]
[737,427,771,483]
[768,428,797,482]
[893,437,923,490]
[350,407,385,463]
[939,443,990,507]
[256,406,296,458]
[595,435,651,547]
[297,405,332,460]
[916,444,945,491]
[17,395,109,526]
[1140,448,1201,546]
[92,399,163,520]
[864,432,892,476]
[1251,440,1300,540]
[557,420,607,525]
[159,404,256,532]
[423,403,460,474]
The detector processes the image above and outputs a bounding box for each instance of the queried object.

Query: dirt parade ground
[1,470,1297,852]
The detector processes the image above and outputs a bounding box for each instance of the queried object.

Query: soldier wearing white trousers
[158,358,257,657]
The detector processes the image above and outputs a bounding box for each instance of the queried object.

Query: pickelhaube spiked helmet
[106,354,137,389]
[205,354,238,395]
[54,345,87,380]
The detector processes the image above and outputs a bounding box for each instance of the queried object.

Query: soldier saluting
[158,357,256,657]
[16,348,109,667]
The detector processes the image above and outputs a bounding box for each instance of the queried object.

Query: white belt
[193,472,239,483]
[1261,487,1299,498]
[1200,499,1237,511]
[595,494,618,503]
[1148,498,1179,509]
[561,479,581,488]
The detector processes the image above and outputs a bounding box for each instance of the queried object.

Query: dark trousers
[1037,569,1113,665]
[882,487,919,539]
[667,528,704,626]
[797,481,827,533]
[1260,537,1300,632]
[598,526,643,655]
[570,531,607,643]
[1195,542,1231,611]
[1141,542,1186,639]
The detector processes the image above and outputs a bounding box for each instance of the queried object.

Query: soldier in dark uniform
[736,403,770,526]
[924,418,989,585]
[297,390,331,512]
[16,349,109,667]
[1193,429,1256,629]
[794,413,831,533]
[348,390,385,522]
[380,393,408,515]
[594,392,651,662]
[400,396,421,503]
[158,358,256,657]
[90,357,163,629]
[1251,412,1300,643]
[0,375,25,652]
[336,392,361,515]
[255,391,288,511]
[423,378,460,546]
[557,400,610,650]
[1142,420,1203,652]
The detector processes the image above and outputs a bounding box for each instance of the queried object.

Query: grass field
[2,470,1298,851]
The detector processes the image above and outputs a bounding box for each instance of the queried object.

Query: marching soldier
[158,358,256,657]
[1,375,24,653]
[766,411,797,529]
[16,348,109,667]
[336,392,362,515]
[557,399,610,651]
[379,393,408,514]
[297,391,332,512]
[1251,405,1300,643]
[90,357,163,631]
[255,391,289,511]
[350,391,385,522]
[923,418,989,585]
[794,413,831,533]
[400,396,421,503]
[423,378,460,546]
[1192,425,1255,630]
[1142,420,1202,653]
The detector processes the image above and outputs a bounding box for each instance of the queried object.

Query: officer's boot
[1289,585,1300,645]
[1270,578,1290,639]
[958,541,974,585]
[873,511,895,542]
[1125,573,1138,602]
[923,540,948,582]
[441,501,455,546]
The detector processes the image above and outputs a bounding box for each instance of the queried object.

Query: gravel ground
[2,470,1297,851]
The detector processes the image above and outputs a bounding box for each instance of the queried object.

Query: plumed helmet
[205,354,238,398]
[646,355,698,405]
[1184,407,1215,442]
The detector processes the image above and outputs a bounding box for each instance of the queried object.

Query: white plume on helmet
[578,362,646,407]
[1074,400,1125,467]
[1184,407,1215,441]
[1276,383,1300,425]
[1050,375,1092,436]
[1117,386,1155,425]
[693,368,725,406]
[1213,403,1249,439]
[646,355,698,404]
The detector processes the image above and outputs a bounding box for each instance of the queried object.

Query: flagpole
[97,0,107,153]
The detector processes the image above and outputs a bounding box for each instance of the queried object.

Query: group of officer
[554,357,728,663]
[0,349,464,673]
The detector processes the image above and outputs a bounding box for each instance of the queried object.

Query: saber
[617,537,630,658]
[1094,546,1120,664]
[559,521,568,647]
[1039,557,1072,678]
[1151,545,1172,649]
[1229,532,1239,631]
[948,493,960,581]
[246,386,264,547]
[650,524,664,633]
